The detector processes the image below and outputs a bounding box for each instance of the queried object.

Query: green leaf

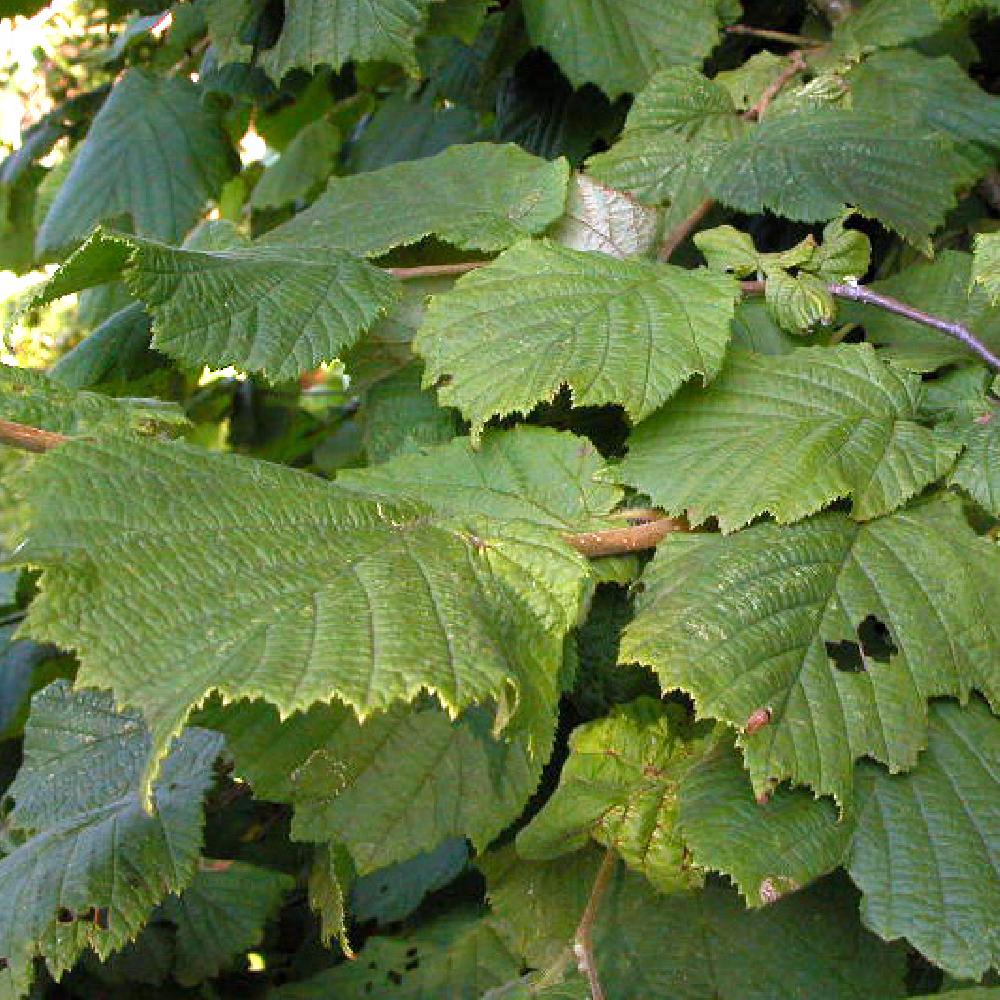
[849,50,1000,151]
[0,363,186,438]
[338,426,623,532]
[261,0,441,77]
[764,270,836,333]
[848,699,1000,979]
[550,174,660,259]
[36,70,233,257]
[831,0,945,58]
[811,216,872,282]
[612,345,961,530]
[845,251,1000,371]
[30,227,400,382]
[486,850,909,999]
[360,362,459,463]
[265,143,569,256]
[272,909,520,999]
[351,838,468,925]
[0,626,69,743]
[973,232,1000,304]
[678,733,850,906]
[249,119,341,211]
[517,699,711,892]
[707,110,979,249]
[308,843,353,951]
[49,303,161,392]
[951,409,1000,516]
[414,239,740,440]
[205,694,542,873]
[0,682,222,1000]
[619,498,1000,805]
[520,0,722,99]
[587,67,747,208]
[159,862,293,986]
[13,437,589,796]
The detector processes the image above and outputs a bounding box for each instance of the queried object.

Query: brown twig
[574,849,618,1000]
[657,52,806,262]
[0,420,68,453]
[726,25,824,47]
[564,517,687,558]
[657,198,715,263]
[744,50,808,121]
[385,261,487,280]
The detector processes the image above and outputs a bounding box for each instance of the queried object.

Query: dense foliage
[2,0,1000,997]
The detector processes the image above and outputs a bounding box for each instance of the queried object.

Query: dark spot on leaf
[405,947,418,958]
[56,907,74,923]
[404,959,419,971]
[388,970,403,985]
[0,957,8,970]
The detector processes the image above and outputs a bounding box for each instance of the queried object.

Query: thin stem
[563,517,687,558]
[726,24,824,47]
[384,261,487,280]
[657,198,715,263]
[828,282,1000,370]
[0,420,68,453]
[574,848,617,1000]
[744,50,807,121]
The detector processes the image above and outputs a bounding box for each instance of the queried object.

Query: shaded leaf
[678,733,850,905]
[849,698,1000,979]
[520,0,722,99]
[273,909,520,999]
[36,70,233,257]
[160,862,293,985]
[0,682,222,1000]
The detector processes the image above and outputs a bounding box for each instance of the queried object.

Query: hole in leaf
[826,616,898,672]
[857,614,897,662]
[826,639,864,672]
[404,959,419,971]
[56,907,74,924]
[388,970,403,985]
[405,947,418,958]
[0,957,8,971]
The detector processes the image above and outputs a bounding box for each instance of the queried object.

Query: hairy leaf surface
[0,682,221,1000]
[338,426,622,532]
[36,70,232,256]
[848,699,1000,979]
[620,500,1000,805]
[517,699,710,892]
[13,438,589,794]
[612,345,961,530]
[265,143,569,255]
[520,0,722,99]
[707,110,979,248]
[414,239,739,439]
